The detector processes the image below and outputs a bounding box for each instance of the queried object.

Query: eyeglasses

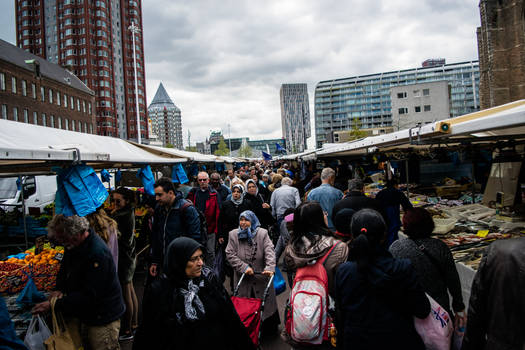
[188,254,204,263]
[198,179,208,182]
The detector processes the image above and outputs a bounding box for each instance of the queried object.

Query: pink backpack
[285,243,338,345]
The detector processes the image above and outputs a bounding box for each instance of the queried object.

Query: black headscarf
[164,237,203,282]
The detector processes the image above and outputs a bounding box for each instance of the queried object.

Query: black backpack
[180,200,208,245]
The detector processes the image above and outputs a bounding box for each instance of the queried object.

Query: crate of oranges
[0,261,30,294]
[2,247,64,293]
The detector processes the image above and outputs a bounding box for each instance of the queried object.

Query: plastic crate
[433,218,458,234]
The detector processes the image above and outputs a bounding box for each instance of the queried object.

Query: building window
[84,122,88,133]
[398,107,408,115]
[58,116,62,129]
[88,103,92,115]
[42,113,46,126]
[65,118,69,130]
[415,106,421,113]
[82,101,86,113]
[1,104,7,119]
[413,90,420,97]
[70,96,74,109]
[424,105,431,111]
[22,80,27,96]
[41,86,45,102]
[13,107,18,121]
[33,111,38,124]
[71,119,76,131]
[0,73,5,90]
[50,115,55,128]
[11,77,17,94]
[77,99,80,111]
[57,91,61,106]
[23,109,29,123]
[423,88,430,96]
[397,92,407,99]
[31,83,36,99]
[49,89,53,103]
[89,123,93,134]
[64,94,68,108]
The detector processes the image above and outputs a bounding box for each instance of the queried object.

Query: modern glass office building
[280,83,310,153]
[314,61,480,148]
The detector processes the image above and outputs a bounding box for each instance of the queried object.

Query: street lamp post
[129,21,141,144]
[228,123,232,157]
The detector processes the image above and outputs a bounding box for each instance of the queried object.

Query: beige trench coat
[225,227,277,320]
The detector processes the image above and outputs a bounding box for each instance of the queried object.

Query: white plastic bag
[24,315,52,350]
[414,294,453,350]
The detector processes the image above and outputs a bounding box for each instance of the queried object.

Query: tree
[238,144,253,158]
[166,143,174,148]
[185,146,197,152]
[214,137,230,156]
[347,117,368,141]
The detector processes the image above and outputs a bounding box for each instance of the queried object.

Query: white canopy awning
[317,100,525,158]
[130,142,221,162]
[0,119,185,174]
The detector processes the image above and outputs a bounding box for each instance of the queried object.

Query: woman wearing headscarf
[335,209,430,350]
[225,210,280,335]
[242,179,274,229]
[133,237,254,350]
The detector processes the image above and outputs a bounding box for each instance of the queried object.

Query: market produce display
[0,245,63,294]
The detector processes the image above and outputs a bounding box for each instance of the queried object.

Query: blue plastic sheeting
[172,163,189,184]
[55,164,108,217]
[137,165,155,195]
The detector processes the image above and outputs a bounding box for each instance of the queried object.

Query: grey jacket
[284,234,349,296]
[225,227,277,320]
[270,185,301,219]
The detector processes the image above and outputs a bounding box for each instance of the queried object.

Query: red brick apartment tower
[15,0,147,140]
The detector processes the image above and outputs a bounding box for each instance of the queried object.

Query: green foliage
[238,144,253,157]
[166,143,174,148]
[185,146,197,152]
[214,137,230,156]
[347,117,368,141]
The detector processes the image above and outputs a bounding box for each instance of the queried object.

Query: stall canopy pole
[471,151,476,204]
[19,175,29,250]
[405,159,410,198]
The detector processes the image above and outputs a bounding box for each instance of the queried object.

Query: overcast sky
[0,0,481,148]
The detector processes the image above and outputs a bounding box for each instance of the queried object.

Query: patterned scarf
[179,278,206,321]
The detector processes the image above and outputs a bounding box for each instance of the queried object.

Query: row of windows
[398,105,432,114]
[0,72,93,115]
[1,104,93,133]
[397,88,430,99]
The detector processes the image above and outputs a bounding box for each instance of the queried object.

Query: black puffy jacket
[335,248,430,350]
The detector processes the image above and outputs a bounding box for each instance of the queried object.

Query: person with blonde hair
[86,206,119,268]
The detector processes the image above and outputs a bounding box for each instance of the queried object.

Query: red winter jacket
[187,187,220,235]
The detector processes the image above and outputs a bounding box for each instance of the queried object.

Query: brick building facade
[477,0,525,109]
[15,0,147,140]
[0,39,96,132]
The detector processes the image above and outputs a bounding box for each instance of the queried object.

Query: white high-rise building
[148,83,183,149]
[280,83,310,153]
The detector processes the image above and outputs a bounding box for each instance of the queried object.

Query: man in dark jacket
[210,172,231,205]
[150,177,201,277]
[32,214,125,349]
[375,178,413,246]
[187,172,220,267]
[462,237,525,350]
[333,178,385,219]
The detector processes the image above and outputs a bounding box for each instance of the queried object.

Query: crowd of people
[23,161,524,350]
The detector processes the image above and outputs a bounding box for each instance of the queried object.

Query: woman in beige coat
[226,210,280,335]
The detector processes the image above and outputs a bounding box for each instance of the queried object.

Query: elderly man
[32,214,125,350]
[270,176,301,222]
[306,167,343,230]
[223,169,239,188]
[187,171,220,267]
